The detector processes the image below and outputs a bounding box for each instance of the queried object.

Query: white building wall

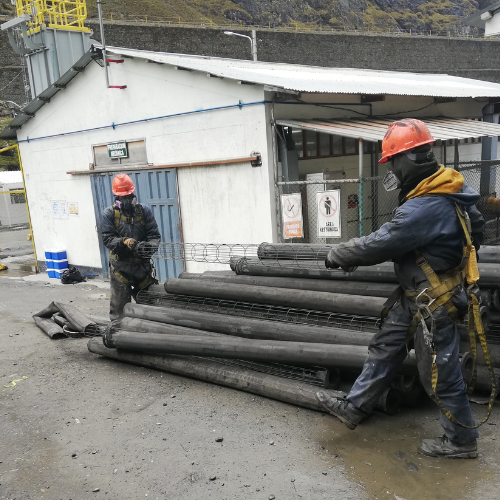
[17,58,274,270]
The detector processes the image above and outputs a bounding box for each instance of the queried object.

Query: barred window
[10,191,26,204]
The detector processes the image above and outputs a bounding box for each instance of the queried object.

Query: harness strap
[113,204,145,228]
[109,251,144,264]
[110,264,153,291]
[406,202,496,429]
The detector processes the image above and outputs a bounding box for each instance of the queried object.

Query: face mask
[382,170,401,192]
[116,196,137,213]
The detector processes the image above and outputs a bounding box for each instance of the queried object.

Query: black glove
[325,250,357,273]
[325,253,340,270]
[135,241,158,258]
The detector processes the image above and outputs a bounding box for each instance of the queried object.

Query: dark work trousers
[109,259,154,321]
[109,271,134,322]
[347,295,479,444]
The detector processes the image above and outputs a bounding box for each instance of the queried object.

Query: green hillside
[1,1,489,33]
[91,0,482,32]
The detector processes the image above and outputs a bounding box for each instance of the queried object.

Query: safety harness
[109,204,157,291]
[381,202,496,429]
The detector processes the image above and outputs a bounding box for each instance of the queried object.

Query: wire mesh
[135,289,381,333]
[202,358,332,387]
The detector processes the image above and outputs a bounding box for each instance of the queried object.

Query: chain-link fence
[276,161,500,245]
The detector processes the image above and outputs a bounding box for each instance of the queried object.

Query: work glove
[123,237,138,250]
[135,241,159,259]
[325,250,357,273]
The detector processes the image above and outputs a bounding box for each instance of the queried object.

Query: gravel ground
[1,276,499,500]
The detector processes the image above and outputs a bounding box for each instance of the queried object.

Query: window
[10,190,25,204]
[292,130,371,159]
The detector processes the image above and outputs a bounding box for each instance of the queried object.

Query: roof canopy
[275,117,500,143]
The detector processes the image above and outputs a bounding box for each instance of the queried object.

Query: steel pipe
[123,303,375,346]
[176,273,398,298]
[87,338,345,413]
[165,279,387,317]
[233,258,500,287]
[257,243,330,261]
[104,330,419,374]
[473,365,500,394]
[116,316,222,337]
[233,258,399,282]
[477,246,500,264]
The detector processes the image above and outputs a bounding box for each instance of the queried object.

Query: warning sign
[316,190,341,238]
[281,193,303,239]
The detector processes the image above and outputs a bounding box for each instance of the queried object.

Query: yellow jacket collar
[405,166,464,201]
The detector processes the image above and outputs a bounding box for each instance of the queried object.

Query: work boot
[315,391,367,430]
[417,435,478,459]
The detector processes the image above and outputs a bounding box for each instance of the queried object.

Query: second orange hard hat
[112,174,135,196]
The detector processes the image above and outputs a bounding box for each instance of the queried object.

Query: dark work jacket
[100,204,161,283]
[328,185,484,291]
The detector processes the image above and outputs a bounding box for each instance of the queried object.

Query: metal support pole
[251,30,258,61]
[481,103,499,196]
[358,138,364,237]
[96,0,109,88]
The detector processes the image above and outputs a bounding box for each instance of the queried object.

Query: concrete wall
[16,57,274,270]
[4,21,500,104]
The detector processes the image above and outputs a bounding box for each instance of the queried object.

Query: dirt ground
[1,275,500,500]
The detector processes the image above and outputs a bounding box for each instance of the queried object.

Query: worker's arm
[326,199,431,268]
[100,207,129,256]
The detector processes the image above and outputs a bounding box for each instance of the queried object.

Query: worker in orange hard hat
[100,173,161,320]
[317,118,489,459]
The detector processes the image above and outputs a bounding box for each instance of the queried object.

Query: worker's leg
[415,305,479,445]
[316,300,411,427]
[109,271,132,321]
[347,300,411,414]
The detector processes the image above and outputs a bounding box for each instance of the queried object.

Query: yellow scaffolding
[16,0,90,32]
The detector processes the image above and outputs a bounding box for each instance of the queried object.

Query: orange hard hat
[379,119,434,164]
[112,174,135,196]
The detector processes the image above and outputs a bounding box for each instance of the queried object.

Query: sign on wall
[316,190,341,238]
[68,202,79,216]
[51,201,68,219]
[281,193,303,239]
[107,141,128,159]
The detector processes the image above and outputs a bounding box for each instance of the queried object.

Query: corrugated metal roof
[0,171,23,186]
[275,117,500,142]
[107,46,500,98]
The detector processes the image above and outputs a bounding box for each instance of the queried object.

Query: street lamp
[224,30,258,61]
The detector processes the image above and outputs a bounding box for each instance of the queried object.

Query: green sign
[107,141,128,159]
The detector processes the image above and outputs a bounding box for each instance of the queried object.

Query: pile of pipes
[88,243,500,415]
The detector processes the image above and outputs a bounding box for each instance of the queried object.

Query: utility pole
[224,30,258,61]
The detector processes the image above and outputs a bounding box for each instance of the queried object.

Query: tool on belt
[381,203,496,429]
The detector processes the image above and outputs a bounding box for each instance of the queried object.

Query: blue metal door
[91,169,183,281]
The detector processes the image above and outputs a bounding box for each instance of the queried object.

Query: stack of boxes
[45,249,68,279]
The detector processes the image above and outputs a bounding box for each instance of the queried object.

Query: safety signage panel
[316,190,341,238]
[281,193,303,239]
[107,141,128,158]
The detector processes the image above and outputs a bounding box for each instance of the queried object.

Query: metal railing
[15,0,90,32]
